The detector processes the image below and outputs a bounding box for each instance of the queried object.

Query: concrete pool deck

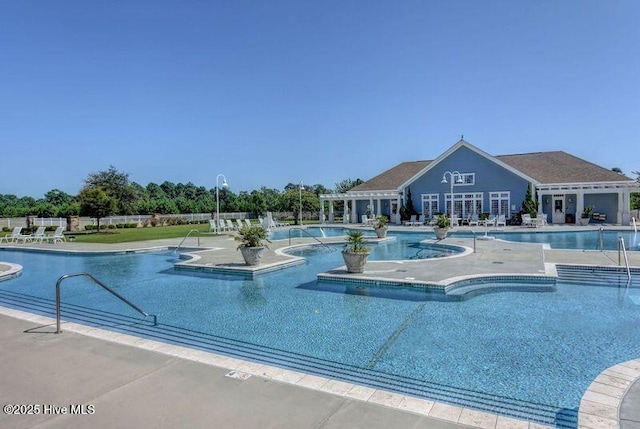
[1,223,639,428]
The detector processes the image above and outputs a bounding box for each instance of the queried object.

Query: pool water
[1,239,639,427]
[271,226,640,251]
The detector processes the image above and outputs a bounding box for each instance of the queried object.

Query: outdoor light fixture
[216,174,228,229]
[299,182,304,225]
[441,171,463,226]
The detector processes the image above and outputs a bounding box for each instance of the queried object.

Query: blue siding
[405,146,530,218]
[586,193,618,223]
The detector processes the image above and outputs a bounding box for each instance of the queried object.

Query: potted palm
[342,230,370,273]
[372,215,389,238]
[433,214,451,239]
[235,225,270,266]
[578,206,594,226]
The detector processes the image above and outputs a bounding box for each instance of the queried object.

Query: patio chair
[521,214,534,227]
[219,219,227,232]
[244,219,253,228]
[44,226,66,243]
[450,214,460,227]
[236,219,244,230]
[496,214,506,227]
[403,215,417,226]
[0,227,25,243]
[226,219,237,231]
[29,226,48,243]
[468,213,480,227]
[209,220,218,233]
[411,214,424,226]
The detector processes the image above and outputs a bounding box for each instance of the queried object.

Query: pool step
[557,265,640,288]
[0,288,577,428]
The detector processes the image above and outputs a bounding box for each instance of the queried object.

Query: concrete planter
[239,246,265,266]
[434,227,449,240]
[342,251,369,273]
[374,227,388,238]
[577,217,590,226]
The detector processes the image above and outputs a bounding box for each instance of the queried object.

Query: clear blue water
[1,234,639,427]
[272,226,640,251]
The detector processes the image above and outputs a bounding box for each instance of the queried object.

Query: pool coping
[0,305,553,429]
[578,359,640,429]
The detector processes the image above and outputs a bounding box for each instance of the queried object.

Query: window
[421,194,439,218]
[455,173,475,186]
[489,192,510,216]
[444,193,483,218]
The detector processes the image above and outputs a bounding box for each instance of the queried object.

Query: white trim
[399,140,540,190]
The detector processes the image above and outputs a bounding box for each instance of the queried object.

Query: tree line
[0,166,364,221]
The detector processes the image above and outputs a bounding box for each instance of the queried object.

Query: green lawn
[68,224,221,243]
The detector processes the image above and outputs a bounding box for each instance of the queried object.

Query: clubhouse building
[319,139,639,225]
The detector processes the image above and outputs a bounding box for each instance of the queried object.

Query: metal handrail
[55,272,157,334]
[174,229,201,254]
[618,237,632,282]
[633,216,637,233]
[443,228,476,253]
[598,228,604,251]
[288,227,333,251]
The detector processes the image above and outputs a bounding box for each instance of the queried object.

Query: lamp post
[441,171,462,226]
[216,174,228,229]
[298,182,304,225]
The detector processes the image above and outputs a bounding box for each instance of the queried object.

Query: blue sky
[1,1,639,198]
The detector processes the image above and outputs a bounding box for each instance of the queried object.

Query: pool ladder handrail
[598,227,604,251]
[618,237,632,283]
[174,229,201,254]
[288,227,333,252]
[444,228,476,253]
[55,272,157,334]
[632,216,637,233]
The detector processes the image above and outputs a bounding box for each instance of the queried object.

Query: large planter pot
[433,227,449,240]
[577,217,590,226]
[374,227,388,238]
[342,251,369,273]
[239,246,265,266]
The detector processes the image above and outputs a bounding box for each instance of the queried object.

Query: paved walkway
[0,314,476,429]
[1,224,639,428]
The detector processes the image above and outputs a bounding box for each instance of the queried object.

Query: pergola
[319,191,402,224]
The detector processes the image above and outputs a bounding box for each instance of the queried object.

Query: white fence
[0,212,304,230]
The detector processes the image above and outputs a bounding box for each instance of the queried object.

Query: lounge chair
[496,214,506,227]
[521,214,535,227]
[403,215,417,226]
[44,226,66,243]
[235,219,244,230]
[29,226,48,243]
[450,214,460,227]
[0,227,25,243]
[209,219,218,233]
[226,219,237,231]
[410,214,424,226]
[218,219,227,232]
[468,214,480,226]
[244,219,253,228]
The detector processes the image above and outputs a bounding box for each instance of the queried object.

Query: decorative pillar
[328,201,334,223]
[575,192,584,221]
[351,199,357,224]
[376,199,382,218]
[343,199,349,224]
[319,199,325,224]
[536,186,543,214]
[395,195,402,224]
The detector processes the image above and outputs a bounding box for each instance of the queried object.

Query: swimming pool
[1,242,638,428]
[271,226,640,251]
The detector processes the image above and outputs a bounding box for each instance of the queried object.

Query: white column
[376,199,382,218]
[343,199,349,224]
[620,189,631,225]
[351,199,358,224]
[575,192,584,220]
[328,201,334,223]
[536,186,543,214]
[319,199,325,224]
[396,195,402,224]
